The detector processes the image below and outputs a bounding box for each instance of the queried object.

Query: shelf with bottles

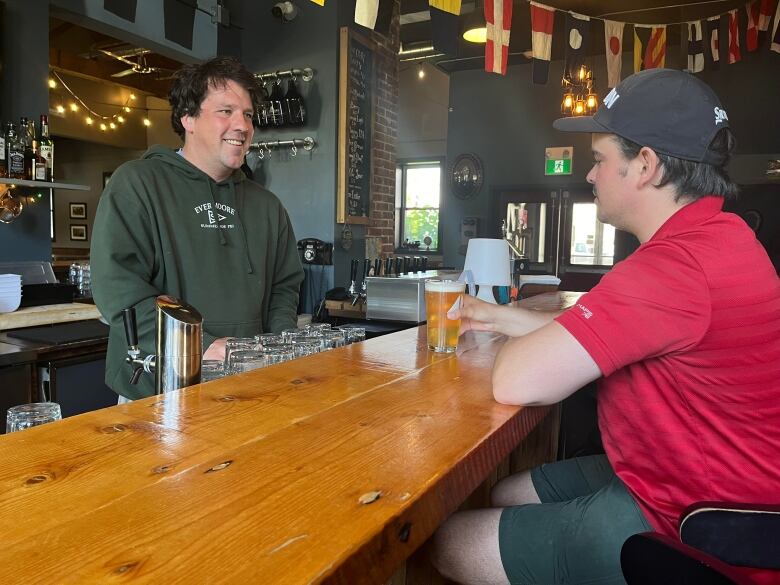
[254,67,313,130]
[0,178,89,190]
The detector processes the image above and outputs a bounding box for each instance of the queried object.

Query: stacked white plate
[0,273,22,313]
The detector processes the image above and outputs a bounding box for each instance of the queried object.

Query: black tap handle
[402,256,410,274]
[421,256,429,272]
[384,257,391,276]
[413,257,420,272]
[129,366,143,385]
[350,259,358,282]
[395,257,402,275]
[122,307,138,347]
[373,258,380,277]
[363,258,371,279]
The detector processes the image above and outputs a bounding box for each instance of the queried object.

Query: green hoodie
[91,145,304,399]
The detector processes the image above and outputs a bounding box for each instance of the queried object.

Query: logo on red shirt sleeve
[577,303,593,319]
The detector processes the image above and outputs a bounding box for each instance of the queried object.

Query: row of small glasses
[202,324,367,382]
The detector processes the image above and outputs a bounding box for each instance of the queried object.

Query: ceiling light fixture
[462,2,486,44]
[561,65,598,117]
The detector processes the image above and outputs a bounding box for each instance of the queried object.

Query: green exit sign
[545,147,573,176]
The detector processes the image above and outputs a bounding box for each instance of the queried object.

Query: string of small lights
[48,70,153,130]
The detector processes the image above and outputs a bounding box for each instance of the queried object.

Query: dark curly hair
[168,56,261,139]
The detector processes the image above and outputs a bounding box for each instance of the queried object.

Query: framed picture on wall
[70,224,88,241]
[69,202,87,219]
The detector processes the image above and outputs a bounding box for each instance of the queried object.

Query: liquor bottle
[39,114,54,182]
[20,117,33,180]
[6,123,25,180]
[0,123,6,178]
[22,118,46,182]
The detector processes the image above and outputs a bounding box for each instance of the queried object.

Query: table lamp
[463,239,512,303]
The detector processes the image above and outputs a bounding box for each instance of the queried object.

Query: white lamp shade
[463,239,511,303]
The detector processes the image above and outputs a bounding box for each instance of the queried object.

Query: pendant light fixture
[561,65,598,117]
[462,1,486,43]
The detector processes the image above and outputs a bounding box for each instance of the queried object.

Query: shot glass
[306,323,331,335]
[224,337,259,369]
[337,325,366,345]
[228,350,266,374]
[291,340,321,358]
[201,360,226,382]
[255,333,285,347]
[320,330,346,350]
[263,346,295,366]
[424,279,466,353]
[6,402,62,433]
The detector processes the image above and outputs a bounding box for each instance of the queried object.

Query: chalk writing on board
[346,37,372,219]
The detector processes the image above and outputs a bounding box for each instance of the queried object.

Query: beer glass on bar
[424,279,466,353]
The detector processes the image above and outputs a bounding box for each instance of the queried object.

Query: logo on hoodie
[194,201,236,229]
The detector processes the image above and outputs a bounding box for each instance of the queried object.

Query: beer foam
[425,279,466,293]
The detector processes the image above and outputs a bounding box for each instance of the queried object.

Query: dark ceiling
[399,0,747,72]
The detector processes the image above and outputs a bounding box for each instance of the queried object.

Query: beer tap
[395,257,403,276]
[421,256,429,272]
[384,257,392,277]
[361,258,370,296]
[373,258,381,277]
[348,259,359,305]
[122,295,203,394]
[412,256,421,273]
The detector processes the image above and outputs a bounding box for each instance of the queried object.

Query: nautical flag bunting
[564,13,591,79]
[309,0,325,6]
[604,20,624,87]
[485,0,513,75]
[706,16,720,69]
[355,0,394,35]
[530,2,555,84]
[687,20,704,72]
[727,9,741,63]
[634,25,666,72]
[429,0,461,15]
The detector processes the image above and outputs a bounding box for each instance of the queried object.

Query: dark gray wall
[443,47,780,268]
[0,1,50,262]
[239,1,342,311]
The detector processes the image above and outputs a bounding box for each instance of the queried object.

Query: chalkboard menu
[338,28,375,224]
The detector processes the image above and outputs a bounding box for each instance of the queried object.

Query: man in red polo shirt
[432,69,780,585]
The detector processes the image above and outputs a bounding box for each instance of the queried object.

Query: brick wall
[366,2,400,256]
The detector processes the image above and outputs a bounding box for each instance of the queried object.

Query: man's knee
[491,470,541,508]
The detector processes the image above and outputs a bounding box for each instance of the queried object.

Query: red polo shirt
[556,196,780,579]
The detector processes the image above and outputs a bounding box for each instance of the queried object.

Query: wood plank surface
[0,303,102,330]
[0,293,576,584]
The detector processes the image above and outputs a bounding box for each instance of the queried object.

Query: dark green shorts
[498,455,652,585]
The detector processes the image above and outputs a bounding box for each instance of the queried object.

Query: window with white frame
[395,160,442,251]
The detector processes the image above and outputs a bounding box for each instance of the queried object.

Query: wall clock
[449,153,484,200]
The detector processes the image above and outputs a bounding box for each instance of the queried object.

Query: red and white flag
[530,2,555,84]
[772,0,780,52]
[759,0,776,31]
[687,21,704,72]
[728,9,742,63]
[485,0,513,75]
[604,20,624,88]
[706,16,720,69]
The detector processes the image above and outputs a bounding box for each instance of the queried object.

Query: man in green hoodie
[91,57,304,400]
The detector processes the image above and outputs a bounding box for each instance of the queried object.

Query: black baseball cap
[553,69,730,165]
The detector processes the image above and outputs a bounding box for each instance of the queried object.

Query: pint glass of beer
[424,279,466,353]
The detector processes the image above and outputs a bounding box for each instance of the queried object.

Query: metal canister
[154,295,203,394]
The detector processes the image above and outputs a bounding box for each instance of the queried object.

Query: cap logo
[603,88,620,109]
[714,107,728,125]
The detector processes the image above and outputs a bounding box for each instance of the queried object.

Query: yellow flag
[429,0,461,15]
[310,0,325,5]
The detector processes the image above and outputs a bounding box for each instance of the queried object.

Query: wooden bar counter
[0,293,579,584]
